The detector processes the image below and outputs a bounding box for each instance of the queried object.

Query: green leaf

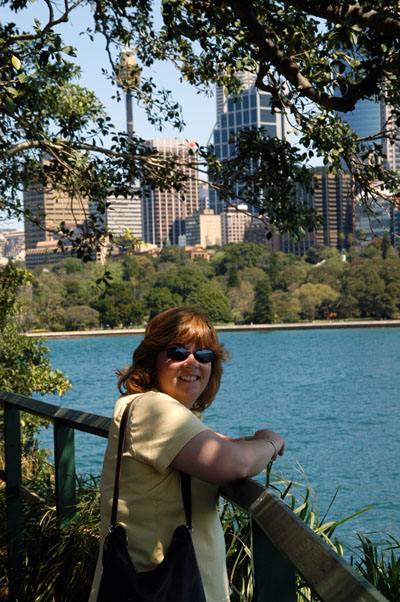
[4,96,17,113]
[11,55,21,70]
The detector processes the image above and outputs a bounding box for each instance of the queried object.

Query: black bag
[97,401,206,602]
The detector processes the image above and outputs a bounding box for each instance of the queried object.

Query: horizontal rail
[221,480,387,602]
[0,390,110,437]
[0,390,389,602]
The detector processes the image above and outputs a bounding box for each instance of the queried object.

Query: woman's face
[155,341,212,409]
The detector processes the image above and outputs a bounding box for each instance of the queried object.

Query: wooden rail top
[0,390,389,602]
[0,390,110,436]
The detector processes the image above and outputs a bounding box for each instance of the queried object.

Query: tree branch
[286,0,400,39]
[228,0,386,113]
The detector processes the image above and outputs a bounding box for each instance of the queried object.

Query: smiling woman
[89,306,285,602]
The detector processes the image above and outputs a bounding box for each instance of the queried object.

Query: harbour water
[40,327,400,549]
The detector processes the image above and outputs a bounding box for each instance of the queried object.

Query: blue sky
[2,1,217,228]
[6,2,217,143]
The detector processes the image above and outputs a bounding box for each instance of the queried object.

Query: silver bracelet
[266,440,277,458]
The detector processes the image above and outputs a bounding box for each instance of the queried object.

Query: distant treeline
[18,239,400,331]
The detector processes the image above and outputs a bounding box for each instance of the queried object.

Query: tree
[381,233,391,260]
[338,261,397,318]
[145,287,183,321]
[252,276,274,323]
[186,284,233,323]
[0,263,71,451]
[292,282,339,320]
[271,290,301,323]
[64,305,100,330]
[227,266,241,288]
[305,244,341,265]
[1,0,399,256]
[92,282,145,326]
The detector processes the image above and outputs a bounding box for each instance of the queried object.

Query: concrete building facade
[185,209,221,247]
[141,139,200,247]
[281,167,353,254]
[105,190,142,240]
[221,204,252,244]
[23,185,89,252]
[0,229,25,260]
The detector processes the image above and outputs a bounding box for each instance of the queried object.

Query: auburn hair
[117,306,228,412]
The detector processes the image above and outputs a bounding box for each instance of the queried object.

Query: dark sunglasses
[166,346,216,364]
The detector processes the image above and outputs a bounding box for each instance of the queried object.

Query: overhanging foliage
[1,0,399,255]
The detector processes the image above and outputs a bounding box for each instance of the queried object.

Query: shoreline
[25,318,400,339]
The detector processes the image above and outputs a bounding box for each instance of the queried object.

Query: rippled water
[40,328,400,547]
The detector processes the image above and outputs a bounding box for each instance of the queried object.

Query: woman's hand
[235,429,285,460]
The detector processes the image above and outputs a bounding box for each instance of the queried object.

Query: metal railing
[0,390,388,602]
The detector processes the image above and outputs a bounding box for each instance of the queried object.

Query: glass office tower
[209,75,288,215]
[344,99,399,241]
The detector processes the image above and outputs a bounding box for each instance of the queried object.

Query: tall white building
[221,204,252,244]
[141,139,200,247]
[0,229,25,260]
[106,190,142,239]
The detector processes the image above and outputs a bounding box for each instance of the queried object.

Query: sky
[2,1,217,228]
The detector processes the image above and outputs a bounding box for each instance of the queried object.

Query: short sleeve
[123,391,210,473]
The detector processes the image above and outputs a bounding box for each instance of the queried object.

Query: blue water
[40,328,400,548]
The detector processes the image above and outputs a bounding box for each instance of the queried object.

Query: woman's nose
[183,352,198,366]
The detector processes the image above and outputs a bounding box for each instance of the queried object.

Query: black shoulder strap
[180,472,192,530]
[110,400,133,527]
[110,400,192,529]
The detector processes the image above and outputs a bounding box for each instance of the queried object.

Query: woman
[89,307,285,602]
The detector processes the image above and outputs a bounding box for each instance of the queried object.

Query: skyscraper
[343,99,399,171]
[141,139,200,247]
[281,166,353,254]
[105,192,142,240]
[23,185,89,252]
[209,74,288,216]
[343,98,399,239]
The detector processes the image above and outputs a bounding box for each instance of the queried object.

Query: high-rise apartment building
[209,73,288,217]
[141,139,200,247]
[185,209,221,247]
[281,167,353,254]
[221,204,252,244]
[0,229,25,260]
[23,185,89,251]
[105,190,142,240]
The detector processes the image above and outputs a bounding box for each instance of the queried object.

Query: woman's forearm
[170,429,285,484]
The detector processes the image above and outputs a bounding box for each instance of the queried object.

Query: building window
[259,94,270,108]
[236,112,242,126]
[221,114,227,128]
[250,93,257,108]
[214,131,220,144]
[243,111,250,125]
[260,109,273,123]
[251,109,257,123]
[228,112,235,127]
[243,95,249,110]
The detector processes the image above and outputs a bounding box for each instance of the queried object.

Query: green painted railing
[0,390,388,602]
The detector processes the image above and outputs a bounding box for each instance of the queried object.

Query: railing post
[4,403,24,602]
[54,420,76,526]
[252,518,296,602]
